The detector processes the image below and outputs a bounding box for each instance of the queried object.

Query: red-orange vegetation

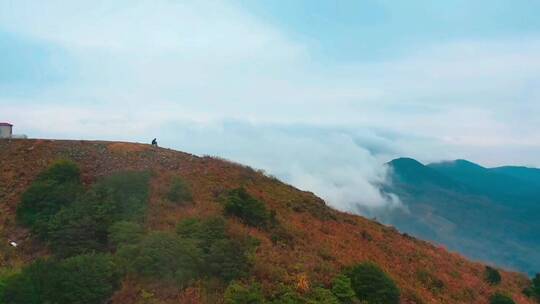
[0,139,535,304]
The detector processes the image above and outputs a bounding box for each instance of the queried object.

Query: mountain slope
[428,160,540,204]
[386,158,540,277]
[491,166,540,186]
[0,140,535,304]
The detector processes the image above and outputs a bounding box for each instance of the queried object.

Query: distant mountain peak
[429,159,486,170]
[388,157,424,167]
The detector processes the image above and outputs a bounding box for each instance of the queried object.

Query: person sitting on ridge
[151,138,158,147]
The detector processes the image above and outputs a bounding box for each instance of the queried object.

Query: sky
[1,0,540,213]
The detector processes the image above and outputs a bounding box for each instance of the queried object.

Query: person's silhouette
[151,138,158,147]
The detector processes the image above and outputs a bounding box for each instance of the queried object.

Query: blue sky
[1,0,540,212]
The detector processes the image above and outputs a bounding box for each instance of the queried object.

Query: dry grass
[0,139,534,304]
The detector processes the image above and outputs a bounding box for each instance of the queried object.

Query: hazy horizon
[2,0,539,213]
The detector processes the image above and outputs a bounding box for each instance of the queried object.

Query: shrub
[177,217,228,251]
[485,266,502,285]
[92,171,151,222]
[224,281,265,304]
[224,188,270,228]
[177,216,255,282]
[490,293,515,304]
[2,254,119,304]
[167,177,193,204]
[47,190,115,257]
[346,262,400,304]
[16,160,83,238]
[47,171,150,257]
[51,254,120,304]
[117,232,203,285]
[0,269,15,303]
[206,238,252,282]
[2,259,55,304]
[308,287,340,304]
[268,290,304,304]
[108,221,145,247]
[524,273,540,299]
[331,274,356,304]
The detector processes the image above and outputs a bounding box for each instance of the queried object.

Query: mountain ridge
[386,157,540,277]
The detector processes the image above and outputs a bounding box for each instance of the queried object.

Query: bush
[332,274,357,304]
[308,287,340,304]
[92,171,151,222]
[524,273,540,299]
[2,259,55,304]
[2,254,119,304]
[485,266,502,285]
[117,232,203,285]
[47,189,115,257]
[224,281,265,304]
[51,254,120,304]
[177,216,255,282]
[346,262,400,304]
[490,293,515,304]
[47,171,150,257]
[268,288,304,304]
[108,221,145,247]
[167,177,193,204]
[177,217,228,251]
[16,160,83,238]
[224,188,270,228]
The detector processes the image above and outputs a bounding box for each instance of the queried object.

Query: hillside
[386,158,540,276]
[0,139,536,304]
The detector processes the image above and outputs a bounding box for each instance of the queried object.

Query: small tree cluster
[331,274,357,304]
[16,160,83,238]
[224,281,265,304]
[116,231,202,285]
[46,171,150,257]
[177,216,257,282]
[524,273,540,301]
[2,254,119,304]
[116,216,257,286]
[346,262,400,304]
[224,188,270,228]
[490,292,515,304]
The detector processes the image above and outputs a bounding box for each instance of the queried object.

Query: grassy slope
[0,139,534,304]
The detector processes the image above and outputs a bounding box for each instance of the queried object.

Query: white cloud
[1,0,540,213]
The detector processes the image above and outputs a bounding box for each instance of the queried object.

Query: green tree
[117,232,202,285]
[47,189,115,257]
[224,281,265,304]
[206,238,251,282]
[167,177,193,204]
[346,262,400,304]
[47,171,150,257]
[307,287,340,304]
[224,188,269,228]
[524,273,540,300]
[332,274,357,304]
[109,221,145,247]
[490,293,515,304]
[177,217,227,251]
[485,266,502,285]
[177,216,254,282]
[16,160,83,238]
[2,255,119,304]
[52,254,119,304]
[2,259,56,304]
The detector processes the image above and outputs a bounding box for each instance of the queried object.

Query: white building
[0,122,13,138]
